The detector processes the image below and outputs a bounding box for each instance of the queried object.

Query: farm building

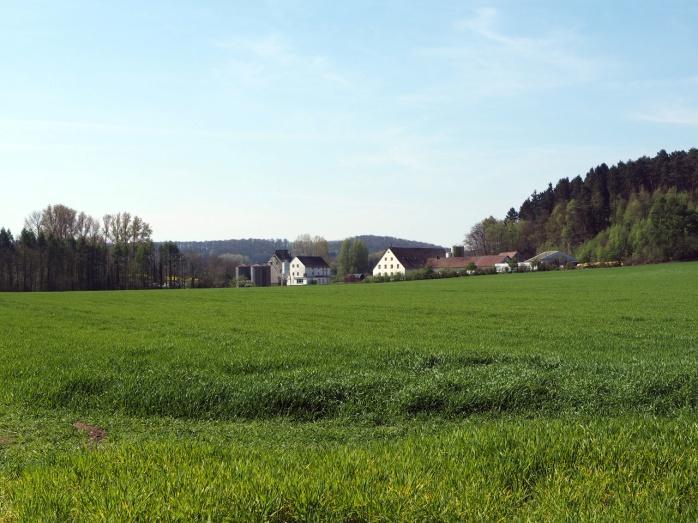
[520,251,577,270]
[427,252,516,273]
[288,256,331,285]
[372,247,447,277]
[268,249,292,286]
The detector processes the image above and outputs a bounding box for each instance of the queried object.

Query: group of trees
[0,204,187,291]
[0,204,263,291]
[466,149,698,263]
[335,238,369,277]
[291,234,330,259]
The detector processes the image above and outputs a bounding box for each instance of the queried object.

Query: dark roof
[387,247,447,270]
[295,255,330,268]
[270,249,292,262]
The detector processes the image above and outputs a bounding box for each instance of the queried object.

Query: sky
[1,1,697,246]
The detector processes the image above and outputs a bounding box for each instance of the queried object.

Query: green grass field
[1,263,697,521]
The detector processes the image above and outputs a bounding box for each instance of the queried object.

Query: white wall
[288,258,331,285]
[372,249,406,277]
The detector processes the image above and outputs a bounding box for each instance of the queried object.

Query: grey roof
[524,251,577,263]
[295,255,330,268]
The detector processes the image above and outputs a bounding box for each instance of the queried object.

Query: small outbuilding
[520,251,577,270]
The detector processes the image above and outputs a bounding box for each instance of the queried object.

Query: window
[390,264,393,269]
[396,264,400,269]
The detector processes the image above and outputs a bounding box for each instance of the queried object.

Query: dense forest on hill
[466,149,698,263]
[177,235,440,264]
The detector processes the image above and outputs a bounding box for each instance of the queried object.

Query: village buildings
[244,243,577,288]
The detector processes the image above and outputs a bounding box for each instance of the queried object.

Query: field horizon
[1,263,697,520]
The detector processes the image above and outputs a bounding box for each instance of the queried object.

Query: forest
[466,149,698,263]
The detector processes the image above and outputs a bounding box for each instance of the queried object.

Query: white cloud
[634,106,698,126]
[409,7,605,101]
[213,33,354,90]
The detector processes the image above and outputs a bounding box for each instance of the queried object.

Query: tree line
[0,204,192,291]
[466,149,698,263]
[0,207,377,291]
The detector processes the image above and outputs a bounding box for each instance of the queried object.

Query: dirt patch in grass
[73,422,107,446]
[0,435,15,446]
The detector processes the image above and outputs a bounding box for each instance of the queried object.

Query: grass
[0,263,697,520]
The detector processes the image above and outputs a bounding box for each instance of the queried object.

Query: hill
[467,149,698,263]
[177,235,442,263]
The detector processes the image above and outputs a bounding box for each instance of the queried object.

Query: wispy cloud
[408,7,606,102]
[213,33,354,90]
[634,105,698,126]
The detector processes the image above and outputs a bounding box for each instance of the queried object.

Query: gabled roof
[498,251,519,258]
[270,249,292,262]
[386,247,446,270]
[294,255,329,268]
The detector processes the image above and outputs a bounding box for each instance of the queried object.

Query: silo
[236,265,252,281]
[251,265,272,287]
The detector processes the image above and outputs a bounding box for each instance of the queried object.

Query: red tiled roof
[427,254,511,269]
[475,254,510,267]
[426,256,472,269]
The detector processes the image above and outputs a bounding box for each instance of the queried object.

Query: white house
[288,256,331,285]
[373,247,446,277]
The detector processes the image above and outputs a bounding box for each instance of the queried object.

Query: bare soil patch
[73,422,107,445]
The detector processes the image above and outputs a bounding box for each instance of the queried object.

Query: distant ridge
[176,235,443,263]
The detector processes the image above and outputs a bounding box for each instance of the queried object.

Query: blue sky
[1,1,697,246]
